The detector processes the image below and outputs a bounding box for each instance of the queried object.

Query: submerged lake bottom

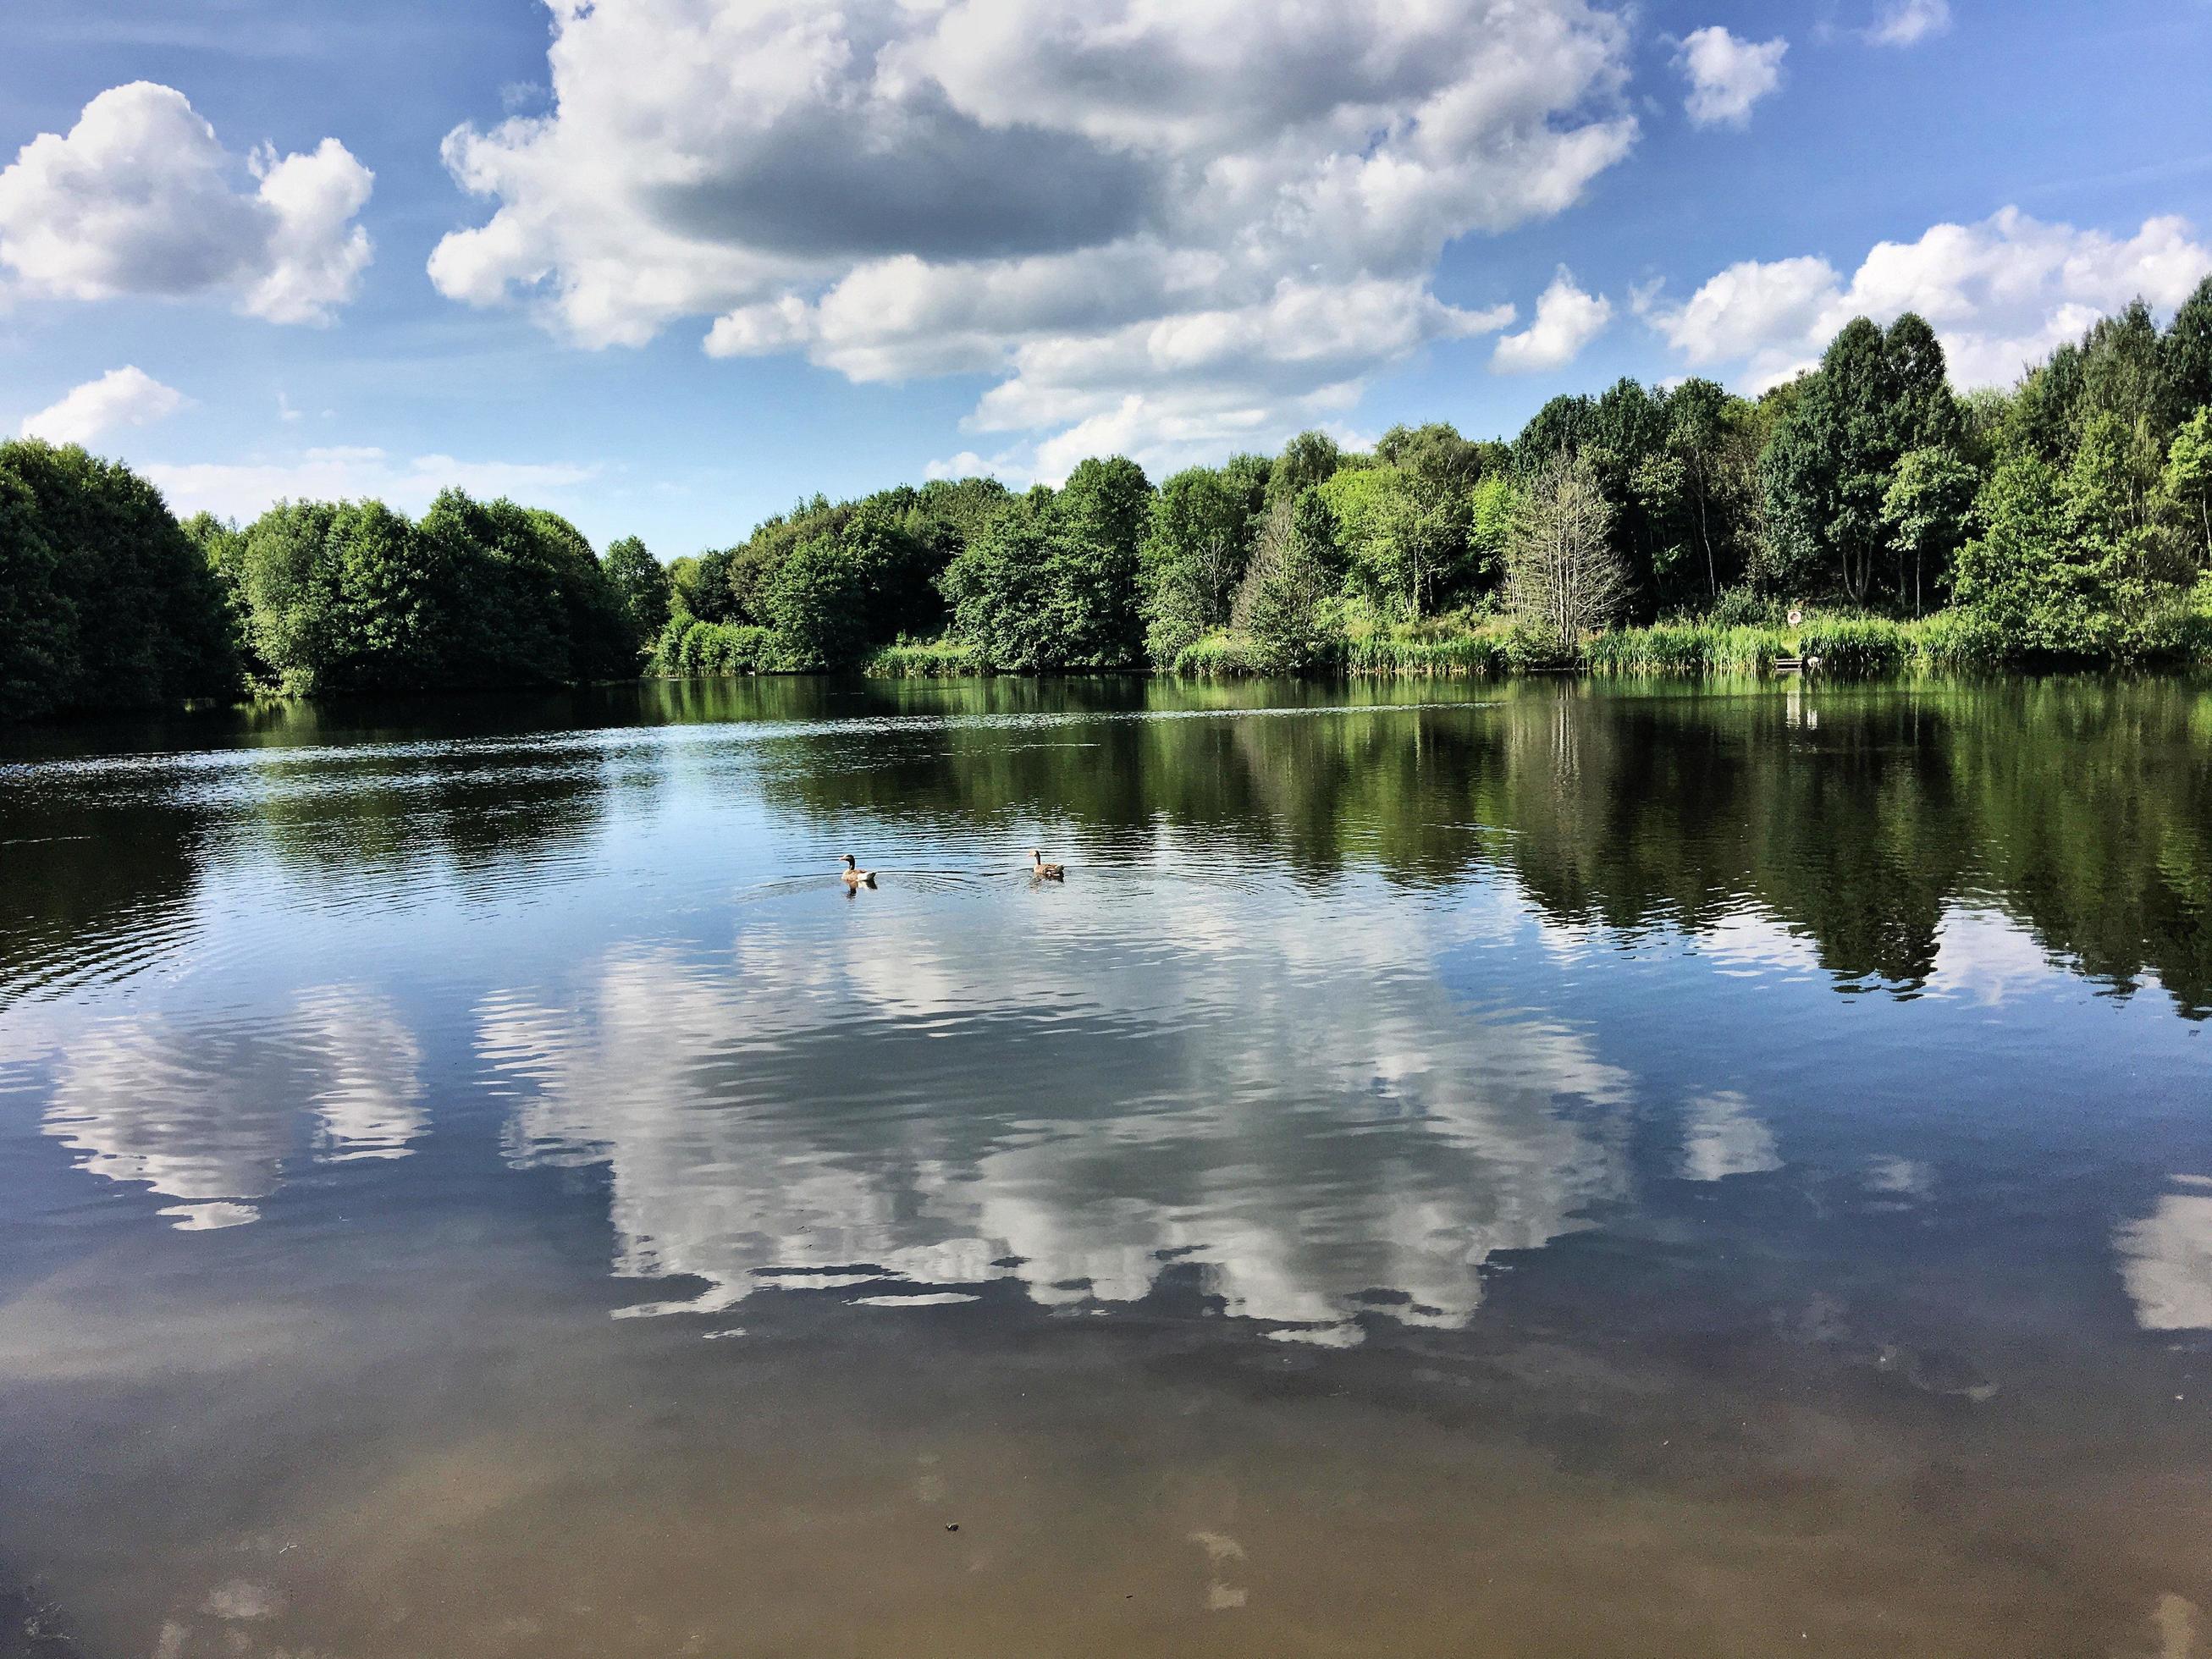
[0,675,2208,1657]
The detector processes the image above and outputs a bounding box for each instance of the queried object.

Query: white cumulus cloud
[428,0,1637,478]
[1644,208,2212,391]
[1492,268,1612,373]
[1869,0,1950,47]
[0,82,372,324]
[1677,26,1787,129]
[141,448,598,525]
[19,366,189,444]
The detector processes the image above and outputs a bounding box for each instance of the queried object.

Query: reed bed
[1167,633,1274,677]
[863,638,985,677]
[1343,632,1510,677]
[1585,623,1789,676]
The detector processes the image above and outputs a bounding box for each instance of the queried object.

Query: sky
[2,0,2209,558]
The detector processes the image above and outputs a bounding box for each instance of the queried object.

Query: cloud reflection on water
[2116,1177,2212,1331]
[37,988,423,1229]
[479,885,1635,1343]
[1679,1090,1784,1182]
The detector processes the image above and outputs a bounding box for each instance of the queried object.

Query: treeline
[650,278,2212,676]
[185,493,652,695]
[0,451,671,720]
[0,443,237,720]
[4,278,2210,720]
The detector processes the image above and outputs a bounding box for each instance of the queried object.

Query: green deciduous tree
[1762,314,1962,605]
[681,547,744,624]
[1883,446,1979,615]
[0,459,73,719]
[1139,460,1266,664]
[0,439,236,719]
[1954,455,2098,654]
[411,493,632,685]
[1512,380,1768,614]
[1469,474,1521,588]
[1320,464,1471,623]
[1955,416,2201,660]
[1263,430,1347,511]
[2167,276,2212,414]
[235,490,632,693]
[2160,407,2212,573]
[761,532,872,669]
[753,508,941,670]
[1660,378,1734,598]
[941,460,1151,670]
[602,536,671,654]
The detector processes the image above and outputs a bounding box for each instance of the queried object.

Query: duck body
[1031,849,1065,881]
[841,854,877,888]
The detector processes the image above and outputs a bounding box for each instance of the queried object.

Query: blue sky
[3,0,2209,558]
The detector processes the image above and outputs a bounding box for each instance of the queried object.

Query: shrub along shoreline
[855,606,2211,681]
[6,278,2211,722]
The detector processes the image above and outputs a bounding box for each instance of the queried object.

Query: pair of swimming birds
[841,851,1063,887]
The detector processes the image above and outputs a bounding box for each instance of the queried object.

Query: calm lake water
[1,675,2208,1658]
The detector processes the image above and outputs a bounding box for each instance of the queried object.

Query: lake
[1,675,2208,1658]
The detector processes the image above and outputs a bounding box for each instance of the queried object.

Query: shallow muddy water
[1,675,2208,1657]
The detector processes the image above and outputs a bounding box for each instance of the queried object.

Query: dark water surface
[1,676,2208,1658]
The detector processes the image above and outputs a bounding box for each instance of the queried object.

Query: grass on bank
[1159,597,2212,681]
[670,597,2212,683]
[863,638,985,677]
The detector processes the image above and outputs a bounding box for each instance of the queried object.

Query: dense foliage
[6,278,2211,721]
[0,440,235,721]
[213,489,635,695]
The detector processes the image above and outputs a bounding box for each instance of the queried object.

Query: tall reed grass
[1343,631,1510,677]
[1794,617,1911,675]
[863,638,984,677]
[1585,623,1789,675]
[1168,632,1270,676]
[682,597,2212,684]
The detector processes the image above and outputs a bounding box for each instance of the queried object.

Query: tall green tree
[182,511,262,681]
[1657,378,1725,598]
[1233,492,1343,671]
[0,458,73,719]
[1955,416,2199,659]
[1376,422,1485,499]
[1319,464,1473,623]
[1263,430,1348,511]
[2160,407,2212,573]
[0,440,236,719]
[761,532,871,669]
[409,492,631,686]
[1512,380,1759,613]
[602,536,671,654]
[1954,455,2099,654]
[1139,460,1266,664]
[941,461,1151,670]
[1762,313,1961,604]
[2167,276,2212,413]
[1883,446,1979,615]
[755,507,940,669]
[681,546,745,624]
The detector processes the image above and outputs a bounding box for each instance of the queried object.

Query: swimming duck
[1031,849,1065,881]
[841,854,877,888]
